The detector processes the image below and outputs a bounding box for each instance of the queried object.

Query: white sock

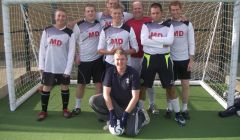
[138,100,145,109]
[147,88,155,105]
[171,98,180,113]
[75,98,81,109]
[182,103,188,112]
[167,100,173,111]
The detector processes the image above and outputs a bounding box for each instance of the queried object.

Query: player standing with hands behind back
[164,1,195,120]
[38,8,75,121]
[71,4,104,115]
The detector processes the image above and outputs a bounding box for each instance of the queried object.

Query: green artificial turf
[0,86,239,140]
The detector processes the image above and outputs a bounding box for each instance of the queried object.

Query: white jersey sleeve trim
[98,29,106,51]
[73,23,80,41]
[73,23,80,55]
[64,33,76,75]
[129,27,139,53]
[38,30,47,71]
[188,22,195,56]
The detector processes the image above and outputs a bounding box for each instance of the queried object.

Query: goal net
[1,0,240,111]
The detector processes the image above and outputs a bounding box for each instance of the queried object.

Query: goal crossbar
[2,0,237,5]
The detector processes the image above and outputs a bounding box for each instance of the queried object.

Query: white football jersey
[165,19,195,61]
[73,20,102,62]
[39,26,75,75]
[98,23,138,65]
[141,21,174,55]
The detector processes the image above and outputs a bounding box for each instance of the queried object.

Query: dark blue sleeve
[103,67,113,87]
[131,68,140,90]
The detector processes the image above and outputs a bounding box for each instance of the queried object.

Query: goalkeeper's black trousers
[89,94,146,137]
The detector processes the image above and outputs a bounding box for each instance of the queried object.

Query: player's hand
[67,21,76,29]
[109,48,115,55]
[187,59,193,71]
[75,54,80,65]
[110,47,120,55]
[40,70,44,75]
[109,110,117,127]
[120,111,129,129]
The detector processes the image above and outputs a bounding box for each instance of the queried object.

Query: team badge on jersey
[126,78,130,85]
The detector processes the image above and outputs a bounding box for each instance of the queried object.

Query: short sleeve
[103,67,114,87]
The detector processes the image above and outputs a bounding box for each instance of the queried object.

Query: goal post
[2,2,16,111]
[227,0,240,107]
[1,0,239,111]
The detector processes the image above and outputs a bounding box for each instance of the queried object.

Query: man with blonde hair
[98,4,138,69]
[89,49,148,136]
[96,0,133,28]
[165,1,195,120]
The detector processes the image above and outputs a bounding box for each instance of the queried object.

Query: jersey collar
[111,22,123,28]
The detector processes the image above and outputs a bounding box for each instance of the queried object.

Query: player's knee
[139,92,146,100]
[61,85,69,91]
[89,95,97,107]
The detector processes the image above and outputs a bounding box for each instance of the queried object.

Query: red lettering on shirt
[105,21,111,27]
[49,39,62,46]
[174,31,184,37]
[89,31,100,38]
[150,32,163,37]
[111,38,123,44]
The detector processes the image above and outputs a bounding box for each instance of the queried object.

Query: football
[223,90,240,99]
[109,119,124,136]
[237,110,240,117]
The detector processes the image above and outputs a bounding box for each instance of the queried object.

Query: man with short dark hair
[126,0,159,115]
[140,3,186,126]
[71,4,104,115]
[38,8,75,121]
[67,0,133,29]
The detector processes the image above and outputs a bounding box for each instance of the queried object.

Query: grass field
[0,85,240,140]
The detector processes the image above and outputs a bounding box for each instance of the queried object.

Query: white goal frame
[2,0,240,111]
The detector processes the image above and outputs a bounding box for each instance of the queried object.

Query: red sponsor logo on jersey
[111,38,123,45]
[105,21,111,27]
[49,39,62,46]
[150,32,163,37]
[89,31,100,38]
[174,31,184,37]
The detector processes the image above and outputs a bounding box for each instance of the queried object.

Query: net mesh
[0,0,235,109]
